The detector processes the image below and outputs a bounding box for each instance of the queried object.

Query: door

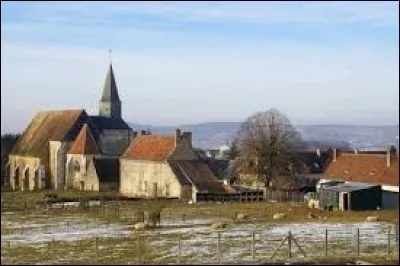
[80,181,84,191]
[343,193,349,211]
[165,183,170,197]
[34,170,39,190]
[152,182,158,199]
[14,168,20,190]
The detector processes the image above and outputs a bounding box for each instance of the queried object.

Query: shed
[318,182,382,211]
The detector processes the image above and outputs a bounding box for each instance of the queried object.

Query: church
[8,63,227,200]
[8,63,133,191]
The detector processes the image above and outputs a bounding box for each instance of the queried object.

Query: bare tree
[235,108,304,188]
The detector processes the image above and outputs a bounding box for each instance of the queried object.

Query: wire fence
[1,219,399,265]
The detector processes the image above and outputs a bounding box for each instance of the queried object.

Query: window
[144,181,148,192]
[138,180,142,192]
[165,183,170,197]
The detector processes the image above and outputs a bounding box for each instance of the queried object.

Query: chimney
[182,131,193,147]
[316,148,321,158]
[387,146,396,167]
[175,128,182,146]
[333,148,337,162]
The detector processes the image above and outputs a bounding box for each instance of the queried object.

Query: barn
[319,182,382,211]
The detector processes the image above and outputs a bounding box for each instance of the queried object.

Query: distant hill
[130,122,399,150]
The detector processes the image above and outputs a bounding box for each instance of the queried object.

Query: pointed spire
[101,63,121,103]
[68,124,100,155]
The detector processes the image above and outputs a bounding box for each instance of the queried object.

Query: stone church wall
[8,155,40,191]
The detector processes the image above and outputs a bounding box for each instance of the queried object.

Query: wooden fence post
[137,235,140,264]
[252,231,255,262]
[288,231,292,259]
[177,234,181,264]
[356,228,360,257]
[95,237,98,252]
[325,229,328,257]
[7,242,11,255]
[388,226,391,256]
[217,232,221,263]
[21,225,24,234]
[396,225,399,255]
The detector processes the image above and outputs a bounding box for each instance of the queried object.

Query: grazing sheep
[236,213,248,220]
[134,222,149,230]
[273,213,287,220]
[366,216,379,222]
[211,222,228,230]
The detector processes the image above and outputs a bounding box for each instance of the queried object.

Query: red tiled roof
[68,124,100,155]
[121,135,175,161]
[323,153,399,186]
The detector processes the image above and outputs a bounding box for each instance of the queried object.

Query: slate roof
[10,109,85,166]
[323,152,399,186]
[204,159,238,181]
[168,160,227,192]
[121,135,175,161]
[89,116,131,130]
[68,124,100,155]
[93,157,119,182]
[101,64,120,102]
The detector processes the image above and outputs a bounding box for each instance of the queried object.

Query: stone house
[8,63,131,191]
[120,129,227,201]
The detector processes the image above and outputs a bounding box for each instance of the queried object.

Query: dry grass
[1,191,399,265]
[1,190,399,224]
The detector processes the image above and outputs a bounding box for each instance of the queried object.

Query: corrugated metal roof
[322,181,380,192]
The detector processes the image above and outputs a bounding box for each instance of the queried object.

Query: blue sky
[1,1,399,133]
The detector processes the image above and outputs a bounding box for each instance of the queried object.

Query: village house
[119,129,228,202]
[320,147,399,210]
[7,62,236,200]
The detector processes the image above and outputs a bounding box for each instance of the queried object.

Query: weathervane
[109,49,112,64]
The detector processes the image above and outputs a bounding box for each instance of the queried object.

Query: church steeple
[99,63,121,118]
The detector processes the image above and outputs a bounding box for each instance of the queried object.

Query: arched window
[14,167,20,190]
[34,169,39,190]
[23,167,30,191]
[73,160,80,173]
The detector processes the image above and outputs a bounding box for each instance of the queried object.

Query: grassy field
[2,190,398,224]
[1,190,399,265]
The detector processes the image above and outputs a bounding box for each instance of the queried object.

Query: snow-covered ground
[1,211,398,264]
